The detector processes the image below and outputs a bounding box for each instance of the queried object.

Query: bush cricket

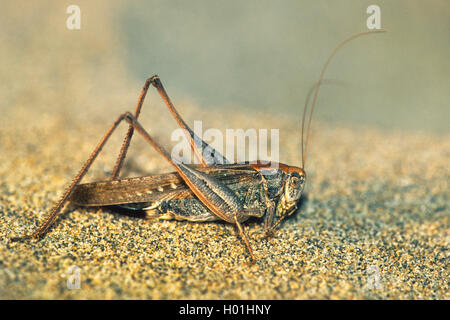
[11,30,385,262]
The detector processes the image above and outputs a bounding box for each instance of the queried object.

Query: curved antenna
[301,30,386,169]
[301,79,346,168]
[301,80,316,169]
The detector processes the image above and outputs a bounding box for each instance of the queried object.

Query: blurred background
[1,0,448,133]
[1,1,448,301]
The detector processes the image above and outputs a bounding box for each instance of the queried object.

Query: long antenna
[301,30,386,169]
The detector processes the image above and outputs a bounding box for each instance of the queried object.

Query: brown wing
[70,164,259,206]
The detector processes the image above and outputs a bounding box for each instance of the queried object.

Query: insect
[11,30,385,262]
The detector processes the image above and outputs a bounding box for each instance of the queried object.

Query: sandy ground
[0,104,448,299]
[0,1,448,300]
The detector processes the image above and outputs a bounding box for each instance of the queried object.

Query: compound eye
[289,176,300,188]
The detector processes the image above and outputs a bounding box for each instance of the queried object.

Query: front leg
[255,171,281,236]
